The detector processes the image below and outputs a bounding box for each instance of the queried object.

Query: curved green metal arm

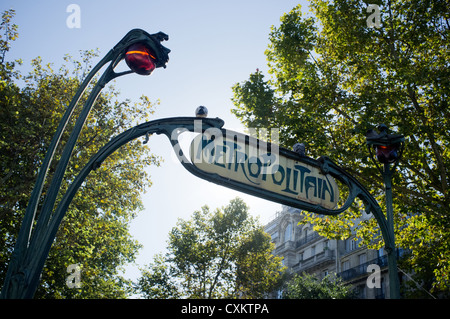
[2,113,399,298]
[46,117,225,256]
[316,156,393,249]
[170,126,399,298]
[1,50,120,300]
[81,118,393,257]
[4,117,223,298]
[173,133,393,253]
[51,117,397,298]
[1,28,170,299]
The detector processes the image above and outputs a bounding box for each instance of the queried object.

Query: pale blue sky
[1,0,310,285]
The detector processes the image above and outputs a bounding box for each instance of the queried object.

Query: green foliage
[282,273,356,299]
[135,254,180,299]
[231,1,450,296]
[234,227,288,298]
[135,198,286,299]
[0,11,161,298]
[0,9,19,69]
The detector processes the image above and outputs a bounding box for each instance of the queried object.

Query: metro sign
[189,129,339,210]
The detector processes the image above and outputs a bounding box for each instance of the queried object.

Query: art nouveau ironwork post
[1,29,170,299]
[366,124,405,299]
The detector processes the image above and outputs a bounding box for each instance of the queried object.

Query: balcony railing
[292,249,335,273]
[337,248,407,282]
[338,255,388,282]
[274,232,322,254]
[296,232,321,248]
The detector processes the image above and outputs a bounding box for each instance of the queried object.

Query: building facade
[264,205,393,299]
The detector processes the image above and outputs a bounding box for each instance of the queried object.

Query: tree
[0,10,161,298]
[282,273,356,299]
[231,1,449,297]
[234,227,287,298]
[135,253,180,299]
[135,198,285,298]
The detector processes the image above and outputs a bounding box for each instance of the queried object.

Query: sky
[1,0,311,284]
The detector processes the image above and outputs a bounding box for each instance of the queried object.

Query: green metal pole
[383,163,401,299]
[1,29,170,299]
[0,51,115,300]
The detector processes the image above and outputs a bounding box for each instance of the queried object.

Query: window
[311,245,315,256]
[271,231,279,241]
[345,238,358,252]
[352,239,358,250]
[284,223,292,242]
[343,260,350,271]
[345,239,351,252]
[359,253,367,265]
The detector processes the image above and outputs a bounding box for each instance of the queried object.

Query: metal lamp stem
[1,29,170,299]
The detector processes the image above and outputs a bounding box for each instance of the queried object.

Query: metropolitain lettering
[190,133,338,208]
